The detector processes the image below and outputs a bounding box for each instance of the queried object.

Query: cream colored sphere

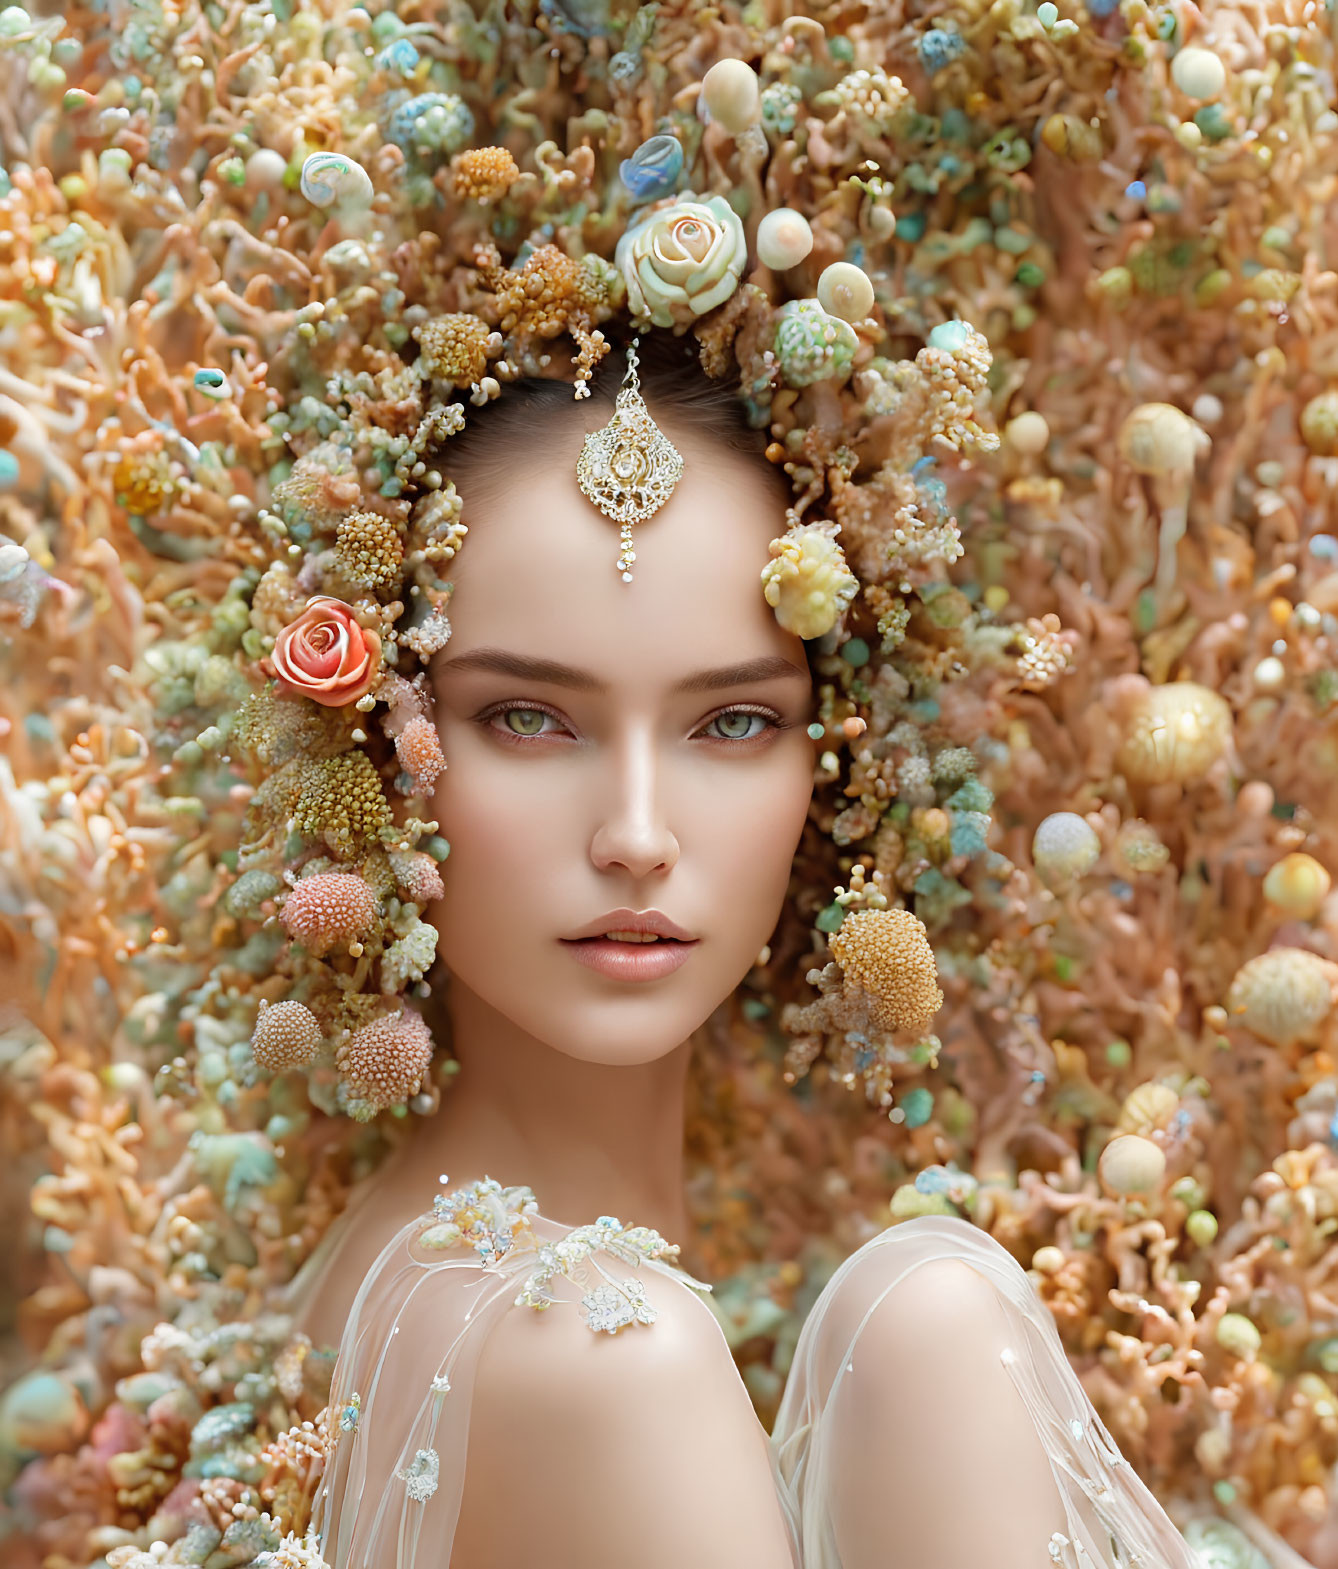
[817,261,874,323]
[1262,853,1331,921]
[1171,46,1226,101]
[1252,656,1285,694]
[757,208,814,270]
[1099,1133,1166,1196]
[1006,411,1050,455]
[702,59,761,135]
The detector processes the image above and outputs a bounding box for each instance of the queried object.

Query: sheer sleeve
[308,1177,716,1569]
[767,1213,1203,1569]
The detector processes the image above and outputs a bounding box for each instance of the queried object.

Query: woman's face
[425,406,817,1067]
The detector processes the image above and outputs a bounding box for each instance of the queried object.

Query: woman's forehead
[445,428,793,659]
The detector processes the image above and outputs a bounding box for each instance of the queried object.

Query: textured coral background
[4,0,1338,1566]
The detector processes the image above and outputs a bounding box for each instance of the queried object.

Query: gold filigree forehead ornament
[575,337,684,583]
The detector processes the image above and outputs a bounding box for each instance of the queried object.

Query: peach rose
[271,595,382,706]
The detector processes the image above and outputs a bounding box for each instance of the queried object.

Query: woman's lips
[560,936,698,980]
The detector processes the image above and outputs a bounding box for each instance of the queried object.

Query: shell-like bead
[300,151,374,209]
[1099,1133,1166,1196]
[1117,402,1207,476]
[618,134,684,200]
[816,261,874,323]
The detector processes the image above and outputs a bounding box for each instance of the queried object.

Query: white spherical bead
[702,59,761,135]
[246,148,289,189]
[1252,656,1285,693]
[1171,46,1226,101]
[816,261,874,323]
[1006,411,1050,455]
[757,208,814,270]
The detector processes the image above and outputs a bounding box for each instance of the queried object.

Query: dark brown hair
[440,325,790,508]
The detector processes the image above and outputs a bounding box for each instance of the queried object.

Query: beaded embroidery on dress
[305,1180,1203,1569]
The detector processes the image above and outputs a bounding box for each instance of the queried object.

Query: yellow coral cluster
[292,753,393,859]
[112,436,177,514]
[335,509,405,591]
[760,521,859,639]
[493,243,589,338]
[829,907,944,1035]
[1016,614,1078,691]
[232,689,350,769]
[450,145,520,202]
[833,68,911,133]
[915,326,999,453]
[477,242,614,391]
[413,314,497,388]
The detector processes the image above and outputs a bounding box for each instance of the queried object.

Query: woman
[289,334,1200,1569]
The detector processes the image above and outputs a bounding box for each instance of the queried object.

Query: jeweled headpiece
[575,338,685,582]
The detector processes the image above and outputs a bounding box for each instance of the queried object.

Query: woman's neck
[384,979,695,1251]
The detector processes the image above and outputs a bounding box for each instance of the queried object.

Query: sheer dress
[294,1177,1203,1569]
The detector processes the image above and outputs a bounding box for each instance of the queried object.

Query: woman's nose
[587,729,680,877]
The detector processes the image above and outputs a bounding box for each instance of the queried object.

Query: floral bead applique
[512,1212,698,1325]
[415,1175,541,1264]
[396,1447,440,1503]
[580,1276,658,1333]
[391,1179,714,1507]
[413,1180,709,1333]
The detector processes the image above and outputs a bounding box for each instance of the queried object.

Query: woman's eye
[495,706,559,737]
[702,708,778,742]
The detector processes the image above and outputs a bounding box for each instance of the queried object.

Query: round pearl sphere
[1215,1312,1262,1359]
[817,261,874,323]
[1099,1133,1166,1196]
[1252,655,1285,693]
[246,148,289,189]
[757,208,814,270]
[1191,392,1224,427]
[1171,46,1226,101]
[1006,411,1050,455]
[702,59,761,135]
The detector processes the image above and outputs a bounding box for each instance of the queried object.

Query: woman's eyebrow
[434,647,809,693]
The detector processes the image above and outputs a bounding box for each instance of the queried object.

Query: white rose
[616,193,748,328]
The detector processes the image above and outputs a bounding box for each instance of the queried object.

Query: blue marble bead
[619,134,684,200]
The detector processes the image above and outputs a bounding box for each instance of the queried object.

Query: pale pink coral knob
[281,872,381,956]
[336,1008,435,1111]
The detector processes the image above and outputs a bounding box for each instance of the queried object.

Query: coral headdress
[138,28,995,1124]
